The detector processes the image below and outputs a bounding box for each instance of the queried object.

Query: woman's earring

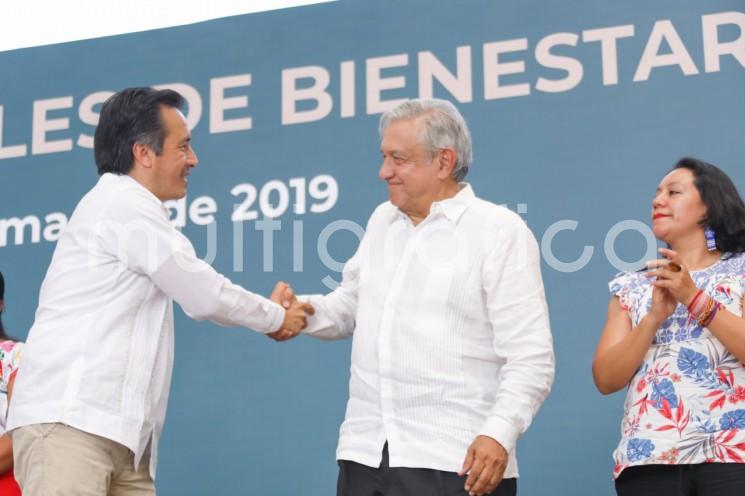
[704,226,717,251]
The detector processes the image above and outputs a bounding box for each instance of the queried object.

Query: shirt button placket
[377,227,418,449]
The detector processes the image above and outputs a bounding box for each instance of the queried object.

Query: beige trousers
[11,423,155,496]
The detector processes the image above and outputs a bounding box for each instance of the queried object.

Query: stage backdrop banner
[1,0,744,494]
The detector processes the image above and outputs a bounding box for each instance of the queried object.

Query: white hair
[379,98,473,181]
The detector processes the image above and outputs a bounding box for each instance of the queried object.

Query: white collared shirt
[304,184,555,477]
[8,173,284,478]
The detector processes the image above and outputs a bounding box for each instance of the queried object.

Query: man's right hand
[270,281,296,309]
[277,299,315,337]
[268,281,313,341]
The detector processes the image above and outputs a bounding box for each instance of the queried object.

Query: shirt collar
[427,183,475,224]
[100,173,171,218]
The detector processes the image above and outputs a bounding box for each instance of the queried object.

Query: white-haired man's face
[379,117,452,221]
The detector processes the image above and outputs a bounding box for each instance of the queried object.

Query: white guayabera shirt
[8,173,285,478]
[304,184,555,478]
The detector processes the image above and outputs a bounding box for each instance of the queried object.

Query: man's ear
[132,142,154,170]
[436,148,457,179]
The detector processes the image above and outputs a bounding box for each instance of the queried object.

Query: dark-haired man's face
[150,106,198,201]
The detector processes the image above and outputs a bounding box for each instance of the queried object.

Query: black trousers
[337,444,517,496]
[615,464,745,496]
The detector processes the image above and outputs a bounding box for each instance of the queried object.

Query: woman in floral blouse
[0,272,22,496]
[593,157,745,495]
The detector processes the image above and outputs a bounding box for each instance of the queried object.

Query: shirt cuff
[215,283,286,334]
[298,294,325,334]
[297,294,347,340]
[479,416,520,454]
[264,302,286,334]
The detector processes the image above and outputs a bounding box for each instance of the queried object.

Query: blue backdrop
[1,1,744,494]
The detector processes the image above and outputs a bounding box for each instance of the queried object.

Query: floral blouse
[609,253,745,478]
[0,339,22,433]
[0,340,22,392]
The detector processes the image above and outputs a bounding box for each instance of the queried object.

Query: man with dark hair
[7,87,313,495]
[94,88,187,176]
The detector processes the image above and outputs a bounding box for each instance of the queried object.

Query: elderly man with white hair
[272,98,555,496]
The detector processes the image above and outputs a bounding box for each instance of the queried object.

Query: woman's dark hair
[673,157,745,254]
[0,271,10,341]
[94,87,185,175]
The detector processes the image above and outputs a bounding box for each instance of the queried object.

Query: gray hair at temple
[379,98,473,182]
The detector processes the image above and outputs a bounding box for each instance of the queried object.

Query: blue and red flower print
[608,253,745,478]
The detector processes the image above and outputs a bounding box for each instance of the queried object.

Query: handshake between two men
[269,281,311,341]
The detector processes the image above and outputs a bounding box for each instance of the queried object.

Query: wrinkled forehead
[381,117,426,147]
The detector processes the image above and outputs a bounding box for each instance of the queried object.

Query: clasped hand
[644,248,699,324]
[269,281,313,341]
